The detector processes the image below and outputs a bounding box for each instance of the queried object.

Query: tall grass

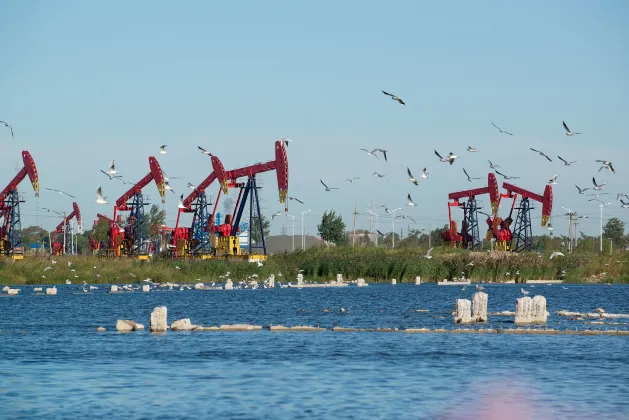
[1,247,627,285]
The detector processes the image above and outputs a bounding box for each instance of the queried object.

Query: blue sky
[1,0,628,240]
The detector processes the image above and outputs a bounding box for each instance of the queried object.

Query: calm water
[1,283,628,419]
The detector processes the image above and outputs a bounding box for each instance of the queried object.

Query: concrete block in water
[150,306,168,332]
[391,279,397,285]
[336,273,343,283]
[472,292,488,322]
[268,275,275,288]
[1,286,9,293]
[224,279,233,290]
[45,287,57,295]
[116,320,137,332]
[7,288,19,295]
[142,285,151,292]
[454,299,472,324]
[194,283,204,290]
[356,278,367,287]
[171,318,194,331]
[110,285,119,293]
[96,327,106,332]
[531,295,548,323]
[415,276,422,286]
[33,287,43,292]
[515,296,533,324]
[297,274,304,287]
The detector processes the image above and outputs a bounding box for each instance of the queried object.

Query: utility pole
[352,201,358,247]
[391,208,402,248]
[62,211,67,255]
[428,223,432,248]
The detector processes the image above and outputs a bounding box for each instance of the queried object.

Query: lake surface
[1,283,628,419]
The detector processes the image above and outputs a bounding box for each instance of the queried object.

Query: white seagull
[372,172,385,178]
[187,182,195,190]
[563,121,581,136]
[407,168,418,185]
[407,193,416,206]
[592,177,607,191]
[0,120,14,139]
[95,186,108,204]
[159,145,167,154]
[106,160,118,175]
[345,177,360,183]
[281,137,292,148]
[420,167,429,179]
[45,188,76,198]
[596,161,615,174]
[359,148,380,159]
[373,148,388,161]
[495,170,519,180]
[488,160,503,170]
[271,211,283,220]
[381,90,405,105]
[548,174,560,185]
[530,148,553,162]
[467,146,478,152]
[424,247,434,259]
[198,146,212,156]
[177,194,185,209]
[558,156,578,166]
[164,181,175,194]
[550,251,565,260]
[320,179,338,191]
[620,200,629,209]
[575,185,589,194]
[521,288,530,296]
[463,168,481,182]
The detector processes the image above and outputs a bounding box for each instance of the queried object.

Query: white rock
[297,273,304,286]
[515,296,533,324]
[594,307,605,314]
[150,306,168,332]
[391,279,397,285]
[141,284,150,292]
[415,276,422,286]
[7,288,19,295]
[224,279,233,290]
[116,320,136,332]
[472,292,488,322]
[454,299,472,324]
[45,287,57,295]
[336,273,343,283]
[171,318,194,331]
[356,278,367,287]
[531,295,548,323]
[268,274,275,288]
[110,285,119,293]
[33,287,43,292]
[194,282,205,290]
[134,323,145,330]
[96,327,106,332]
[2,286,10,292]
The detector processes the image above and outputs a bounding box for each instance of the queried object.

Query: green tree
[603,217,625,246]
[251,214,271,243]
[430,225,449,247]
[317,210,347,244]
[145,204,166,238]
[93,218,110,243]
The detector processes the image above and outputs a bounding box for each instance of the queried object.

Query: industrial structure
[51,202,81,255]
[0,151,39,259]
[444,174,553,252]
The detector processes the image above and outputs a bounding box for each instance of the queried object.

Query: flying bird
[0,120,14,139]
[491,122,513,136]
[488,160,503,170]
[495,170,519,180]
[435,150,458,165]
[530,148,553,162]
[563,121,581,136]
[395,215,416,223]
[345,177,360,183]
[407,193,416,207]
[381,90,405,105]
[592,177,607,191]
[359,148,380,159]
[558,156,578,166]
[281,137,292,147]
[617,193,629,201]
[320,179,338,191]
[271,211,282,220]
[463,168,481,182]
[575,185,589,194]
[620,200,629,209]
[420,168,429,179]
[198,146,212,156]
[288,196,304,204]
[407,168,418,185]
[177,194,185,209]
[424,248,434,259]
[106,160,118,175]
[377,230,385,236]
[95,186,108,204]
[548,174,560,185]
[45,188,76,198]
[372,172,385,178]
[550,251,565,260]
[159,145,167,154]
[597,161,615,174]
[467,146,478,152]
[164,181,175,193]
[373,148,388,161]
[187,182,195,190]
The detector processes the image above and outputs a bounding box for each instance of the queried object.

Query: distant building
[347,231,376,244]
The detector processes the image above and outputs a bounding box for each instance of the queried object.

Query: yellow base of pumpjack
[138,255,149,261]
[12,255,24,260]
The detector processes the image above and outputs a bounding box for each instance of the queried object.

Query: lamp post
[390,208,402,248]
[300,210,311,250]
[287,213,295,251]
[42,207,64,255]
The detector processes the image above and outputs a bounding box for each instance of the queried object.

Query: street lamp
[598,202,611,252]
[390,208,402,248]
[300,210,311,250]
[42,208,66,254]
[286,213,295,251]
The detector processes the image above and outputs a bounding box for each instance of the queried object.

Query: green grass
[1,247,627,285]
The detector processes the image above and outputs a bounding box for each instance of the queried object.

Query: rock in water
[268,274,275,288]
[142,285,151,292]
[515,296,533,324]
[356,278,367,287]
[96,327,106,332]
[116,320,136,332]
[7,288,19,295]
[472,292,488,322]
[531,295,548,323]
[110,285,119,293]
[391,279,397,285]
[194,282,204,290]
[171,319,194,331]
[224,279,233,290]
[2,286,9,292]
[45,287,57,295]
[297,274,304,287]
[150,306,168,332]
[454,299,472,324]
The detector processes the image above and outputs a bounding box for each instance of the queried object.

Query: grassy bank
[1,247,628,285]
